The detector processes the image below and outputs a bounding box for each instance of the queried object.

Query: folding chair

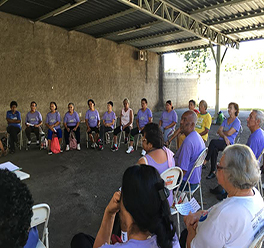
[135,133,143,150]
[31,203,50,248]
[257,149,264,197]
[25,126,44,151]
[249,226,264,248]
[235,126,243,144]
[160,167,183,237]
[104,119,117,146]
[180,148,208,210]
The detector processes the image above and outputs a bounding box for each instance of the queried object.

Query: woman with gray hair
[180,144,264,248]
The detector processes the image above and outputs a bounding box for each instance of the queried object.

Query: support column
[215,45,221,117]
[158,55,164,110]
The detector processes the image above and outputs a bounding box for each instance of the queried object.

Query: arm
[223,127,236,136]
[198,128,209,137]
[137,157,147,165]
[148,117,153,123]
[85,119,91,132]
[34,121,43,128]
[159,120,162,127]
[93,191,121,248]
[6,118,21,124]
[136,119,140,130]
[167,127,181,144]
[217,126,230,146]
[165,121,176,130]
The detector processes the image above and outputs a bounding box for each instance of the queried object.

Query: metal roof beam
[139,37,200,49]
[34,0,87,22]
[223,23,264,34]
[119,29,183,44]
[157,44,210,54]
[189,0,248,15]
[98,20,161,38]
[0,0,8,7]
[117,0,239,49]
[204,8,264,26]
[70,8,136,31]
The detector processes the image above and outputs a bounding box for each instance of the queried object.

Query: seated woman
[181,144,264,248]
[0,140,7,157]
[64,103,81,151]
[25,101,43,148]
[111,98,133,152]
[204,102,241,179]
[97,101,116,151]
[71,165,180,248]
[137,123,175,206]
[159,100,177,143]
[194,100,212,143]
[6,101,21,153]
[126,98,152,156]
[45,102,63,155]
[85,99,100,149]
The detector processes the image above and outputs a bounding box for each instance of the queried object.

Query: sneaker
[60,149,63,153]
[91,143,96,149]
[27,141,31,146]
[98,144,104,151]
[126,146,134,154]
[77,144,81,151]
[141,149,146,156]
[48,150,52,155]
[36,140,40,146]
[66,145,70,151]
[124,137,128,144]
[94,143,98,148]
[111,144,118,152]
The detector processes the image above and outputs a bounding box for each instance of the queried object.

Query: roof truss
[117,0,239,49]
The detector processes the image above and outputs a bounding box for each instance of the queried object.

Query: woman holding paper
[181,144,264,248]
[25,101,43,148]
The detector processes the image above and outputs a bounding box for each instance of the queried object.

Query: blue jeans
[179,180,199,191]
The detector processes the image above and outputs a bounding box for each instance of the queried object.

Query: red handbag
[51,134,60,154]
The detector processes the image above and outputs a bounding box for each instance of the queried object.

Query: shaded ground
[0,108,252,248]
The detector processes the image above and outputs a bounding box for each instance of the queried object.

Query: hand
[105,191,121,216]
[67,128,70,132]
[224,136,230,146]
[164,126,168,130]
[184,211,201,229]
[34,124,38,128]
[73,127,77,131]
[87,127,91,133]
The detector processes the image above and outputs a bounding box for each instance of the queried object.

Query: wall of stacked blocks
[0,11,198,129]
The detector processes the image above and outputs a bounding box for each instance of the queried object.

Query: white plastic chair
[249,227,264,248]
[257,149,264,197]
[31,203,50,248]
[160,167,183,237]
[180,148,208,210]
[135,133,143,150]
[235,126,243,144]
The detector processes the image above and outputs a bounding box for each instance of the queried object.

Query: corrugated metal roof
[0,0,263,54]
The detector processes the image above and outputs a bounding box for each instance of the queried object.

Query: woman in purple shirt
[204,102,241,179]
[64,103,81,151]
[45,102,63,155]
[97,101,116,151]
[126,98,152,155]
[25,101,43,148]
[85,99,100,149]
[159,100,177,143]
[71,165,180,248]
[137,123,175,206]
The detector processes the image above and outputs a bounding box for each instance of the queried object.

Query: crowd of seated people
[1,97,264,248]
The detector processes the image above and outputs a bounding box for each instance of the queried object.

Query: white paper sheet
[0,161,20,171]
[175,197,201,216]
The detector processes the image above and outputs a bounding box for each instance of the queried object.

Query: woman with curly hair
[0,169,34,248]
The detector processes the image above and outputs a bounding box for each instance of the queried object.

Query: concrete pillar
[215,45,221,117]
[158,55,164,110]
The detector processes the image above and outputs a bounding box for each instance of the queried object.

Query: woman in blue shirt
[6,101,21,153]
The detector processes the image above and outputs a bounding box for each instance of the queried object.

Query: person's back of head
[122,165,176,248]
[0,169,33,248]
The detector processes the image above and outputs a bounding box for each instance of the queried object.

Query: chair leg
[86,132,89,148]
[177,212,180,237]
[199,184,204,210]
[20,131,23,150]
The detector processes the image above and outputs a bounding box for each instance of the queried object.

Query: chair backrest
[249,227,264,248]
[160,167,183,197]
[257,148,264,162]
[235,125,243,144]
[31,203,50,248]
[181,148,208,192]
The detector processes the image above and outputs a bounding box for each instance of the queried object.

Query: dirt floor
[0,108,253,248]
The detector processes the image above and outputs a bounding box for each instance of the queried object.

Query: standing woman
[159,100,177,143]
[204,102,241,179]
[64,103,81,151]
[6,101,21,153]
[45,102,63,155]
[25,101,43,148]
[126,98,152,155]
[111,98,133,152]
[85,99,100,148]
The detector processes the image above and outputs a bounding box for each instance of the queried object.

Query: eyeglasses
[217,162,226,170]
